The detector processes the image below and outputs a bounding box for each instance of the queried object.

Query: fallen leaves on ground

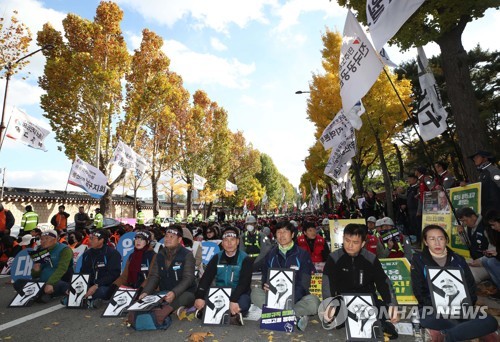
[188,331,214,342]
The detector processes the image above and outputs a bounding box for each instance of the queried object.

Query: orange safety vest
[0,210,8,232]
[54,213,68,231]
[82,235,90,246]
[297,234,326,263]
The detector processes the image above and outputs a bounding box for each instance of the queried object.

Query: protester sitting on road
[79,229,121,308]
[112,230,155,291]
[14,229,73,303]
[68,231,85,249]
[411,224,498,341]
[204,226,219,241]
[251,221,320,331]
[0,203,15,238]
[139,225,196,317]
[456,207,490,260]
[194,226,253,325]
[297,221,329,263]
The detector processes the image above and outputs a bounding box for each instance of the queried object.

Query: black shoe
[195,309,204,319]
[230,313,244,326]
[381,320,398,340]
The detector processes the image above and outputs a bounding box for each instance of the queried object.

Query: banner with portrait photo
[102,287,137,317]
[9,281,44,307]
[426,267,472,319]
[203,287,231,325]
[266,269,295,310]
[329,219,366,251]
[127,294,163,312]
[67,274,89,308]
[343,293,383,341]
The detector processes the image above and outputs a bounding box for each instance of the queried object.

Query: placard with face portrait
[102,287,137,317]
[343,294,383,341]
[126,294,163,311]
[265,269,295,310]
[67,274,89,308]
[426,267,472,318]
[203,287,232,325]
[9,282,44,307]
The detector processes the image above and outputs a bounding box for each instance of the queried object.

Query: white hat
[378,217,395,227]
[289,220,298,228]
[42,229,58,239]
[375,219,383,227]
[367,216,377,223]
[321,218,330,226]
[245,216,257,224]
[20,234,34,246]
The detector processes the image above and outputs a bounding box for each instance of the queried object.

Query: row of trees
[300,1,498,213]
[4,2,296,216]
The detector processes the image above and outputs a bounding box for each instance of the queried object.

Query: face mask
[247,225,254,232]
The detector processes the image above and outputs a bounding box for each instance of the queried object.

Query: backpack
[127,302,174,331]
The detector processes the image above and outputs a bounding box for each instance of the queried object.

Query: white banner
[193,173,207,190]
[320,112,353,150]
[416,47,448,141]
[340,11,383,113]
[367,0,425,51]
[344,175,355,200]
[331,183,343,203]
[379,47,398,68]
[68,156,108,199]
[5,107,51,151]
[111,141,149,177]
[324,133,356,179]
[344,101,366,130]
[225,180,238,192]
[300,202,307,211]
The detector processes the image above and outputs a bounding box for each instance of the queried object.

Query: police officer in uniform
[468,150,500,215]
[20,205,39,236]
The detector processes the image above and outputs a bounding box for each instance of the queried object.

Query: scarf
[127,247,146,286]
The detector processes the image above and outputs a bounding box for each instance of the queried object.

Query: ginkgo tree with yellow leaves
[302,28,412,218]
[0,11,32,78]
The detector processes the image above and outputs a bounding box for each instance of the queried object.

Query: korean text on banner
[379,258,417,305]
[366,0,425,52]
[416,47,448,141]
[340,11,383,113]
[68,156,108,199]
[320,112,352,150]
[5,107,51,151]
[111,141,148,177]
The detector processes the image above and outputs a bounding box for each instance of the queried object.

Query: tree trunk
[207,202,213,220]
[393,143,405,181]
[152,177,159,216]
[437,21,489,182]
[100,189,113,217]
[186,176,192,215]
[375,134,394,220]
[351,160,364,195]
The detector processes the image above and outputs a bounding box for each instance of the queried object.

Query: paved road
[0,275,423,342]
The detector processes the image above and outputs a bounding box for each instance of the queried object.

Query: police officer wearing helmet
[240,215,270,271]
[377,217,412,260]
[194,226,253,325]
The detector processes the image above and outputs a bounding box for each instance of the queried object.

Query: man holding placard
[251,221,319,331]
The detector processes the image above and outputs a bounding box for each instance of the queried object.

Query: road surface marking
[0,304,64,332]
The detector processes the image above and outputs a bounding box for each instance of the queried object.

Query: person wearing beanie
[251,221,319,332]
[113,230,155,290]
[194,226,253,326]
[14,229,73,303]
[140,225,196,316]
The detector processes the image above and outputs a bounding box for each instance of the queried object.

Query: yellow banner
[328,219,366,252]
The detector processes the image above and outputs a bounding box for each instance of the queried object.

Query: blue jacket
[261,243,315,302]
[80,246,121,287]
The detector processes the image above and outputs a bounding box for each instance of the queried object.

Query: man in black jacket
[322,224,399,338]
[140,225,196,313]
[74,206,91,231]
[406,174,420,243]
[469,150,500,215]
[80,230,121,307]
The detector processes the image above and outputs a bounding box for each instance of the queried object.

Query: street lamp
[295,90,310,94]
[0,44,54,150]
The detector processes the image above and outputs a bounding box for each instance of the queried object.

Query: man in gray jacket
[139,225,196,313]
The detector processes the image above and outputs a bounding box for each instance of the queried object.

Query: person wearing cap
[51,205,70,233]
[406,173,420,244]
[0,203,15,238]
[469,150,500,215]
[79,229,121,306]
[364,217,390,258]
[112,230,155,290]
[194,226,253,326]
[93,208,104,229]
[251,221,320,331]
[20,205,39,236]
[139,225,196,315]
[411,224,498,341]
[297,221,329,263]
[377,217,412,260]
[136,207,145,228]
[322,223,399,339]
[14,229,73,303]
[240,215,263,259]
